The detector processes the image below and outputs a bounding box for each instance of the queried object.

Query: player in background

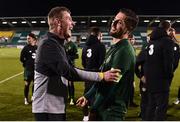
[128,33,139,107]
[81,26,106,121]
[65,37,79,105]
[144,20,174,120]
[168,28,180,105]
[20,33,37,105]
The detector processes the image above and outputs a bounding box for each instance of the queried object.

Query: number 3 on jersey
[87,49,92,58]
[148,44,154,55]
[32,53,36,59]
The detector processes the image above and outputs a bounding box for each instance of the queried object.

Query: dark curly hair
[119,8,139,33]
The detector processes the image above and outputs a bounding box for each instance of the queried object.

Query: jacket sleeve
[40,41,103,82]
[135,49,145,78]
[84,83,97,99]
[84,83,103,111]
[97,44,106,68]
[20,46,26,67]
[81,47,86,68]
[163,39,174,79]
[173,43,180,71]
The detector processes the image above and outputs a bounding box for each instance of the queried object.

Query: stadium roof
[0,0,179,17]
[0,15,180,29]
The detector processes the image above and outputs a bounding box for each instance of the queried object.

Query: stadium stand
[0,29,156,49]
[0,31,14,43]
[0,15,180,48]
[10,30,46,45]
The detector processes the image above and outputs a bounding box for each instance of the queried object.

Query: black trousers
[145,91,169,121]
[129,81,135,104]
[139,80,148,120]
[68,81,75,99]
[140,90,148,120]
[34,113,66,121]
[178,87,180,99]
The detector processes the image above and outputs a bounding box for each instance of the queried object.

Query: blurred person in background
[128,33,138,107]
[20,32,37,105]
[65,37,79,105]
[134,33,152,120]
[144,20,174,120]
[32,6,120,121]
[168,27,180,72]
[81,26,106,121]
[168,28,180,105]
[135,43,149,120]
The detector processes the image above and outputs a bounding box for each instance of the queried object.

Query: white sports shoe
[24,98,29,105]
[173,99,180,105]
[31,96,33,102]
[83,116,89,121]
[69,99,75,105]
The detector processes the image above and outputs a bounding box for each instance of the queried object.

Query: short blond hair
[47,6,71,30]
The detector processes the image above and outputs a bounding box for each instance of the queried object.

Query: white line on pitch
[0,72,23,84]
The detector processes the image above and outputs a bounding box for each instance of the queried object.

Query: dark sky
[0,0,179,17]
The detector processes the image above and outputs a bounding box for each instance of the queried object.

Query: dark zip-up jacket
[144,27,174,93]
[33,32,103,114]
[173,42,180,71]
[82,35,106,71]
[20,44,37,71]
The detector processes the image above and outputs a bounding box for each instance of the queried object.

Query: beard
[64,30,71,40]
[109,29,124,39]
[109,26,128,39]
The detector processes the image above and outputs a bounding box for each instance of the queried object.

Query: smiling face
[59,11,75,40]
[109,12,128,39]
[48,7,75,40]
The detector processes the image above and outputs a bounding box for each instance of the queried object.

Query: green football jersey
[85,39,136,120]
[64,41,78,65]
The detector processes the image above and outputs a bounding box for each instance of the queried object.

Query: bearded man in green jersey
[77,8,139,121]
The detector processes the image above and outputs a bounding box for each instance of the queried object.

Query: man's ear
[57,21,62,28]
[54,18,60,26]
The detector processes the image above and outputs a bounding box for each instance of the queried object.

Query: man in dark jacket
[20,32,37,105]
[32,6,120,121]
[144,21,174,120]
[81,26,106,121]
[135,47,148,120]
[168,27,180,105]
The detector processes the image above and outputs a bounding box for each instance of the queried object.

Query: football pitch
[0,47,180,121]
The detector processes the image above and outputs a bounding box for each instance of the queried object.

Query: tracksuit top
[82,35,106,71]
[84,39,136,115]
[20,44,37,71]
[144,27,174,93]
[32,32,103,114]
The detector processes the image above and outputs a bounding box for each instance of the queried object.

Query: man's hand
[103,68,121,82]
[141,76,146,83]
[76,96,88,107]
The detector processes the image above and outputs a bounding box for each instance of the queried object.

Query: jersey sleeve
[163,39,174,79]
[20,46,27,66]
[111,48,133,75]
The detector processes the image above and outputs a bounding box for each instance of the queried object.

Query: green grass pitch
[0,47,180,120]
